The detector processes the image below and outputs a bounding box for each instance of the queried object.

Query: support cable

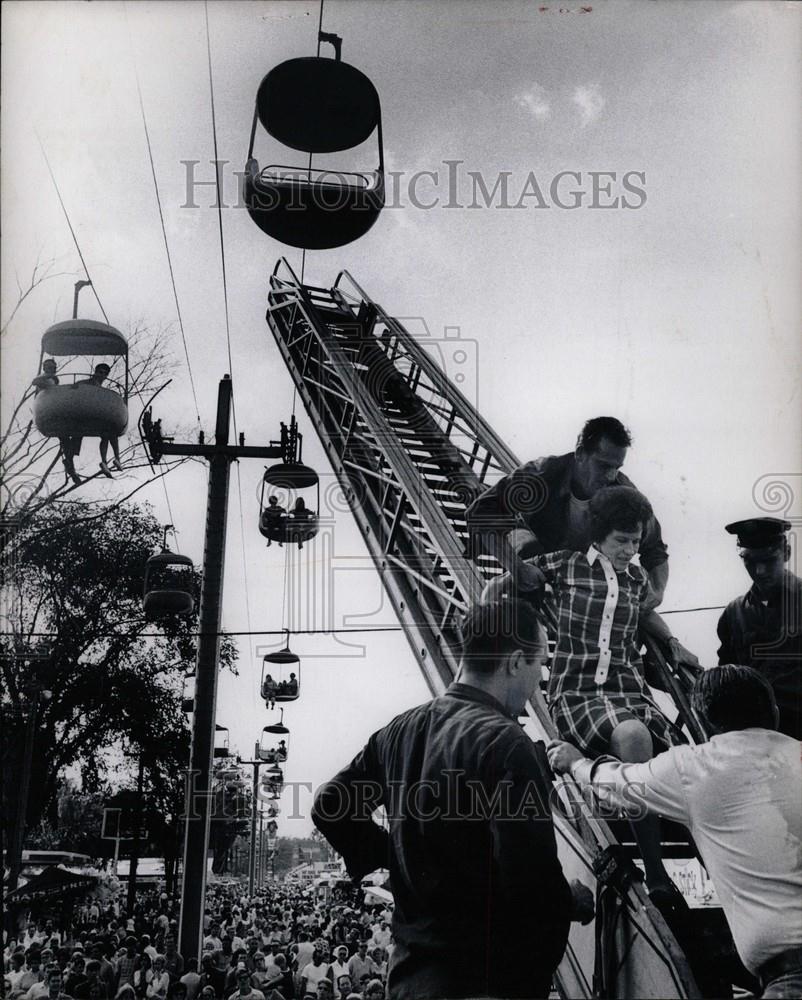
[36,133,110,324]
[126,6,202,428]
[204,0,237,439]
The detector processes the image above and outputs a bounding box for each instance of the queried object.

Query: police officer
[717,517,802,739]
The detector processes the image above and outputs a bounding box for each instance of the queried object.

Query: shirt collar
[445,682,515,719]
[586,544,639,579]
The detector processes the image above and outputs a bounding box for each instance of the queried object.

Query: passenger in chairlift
[290,497,314,549]
[73,364,123,477]
[263,496,286,548]
[515,485,699,914]
[31,359,81,485]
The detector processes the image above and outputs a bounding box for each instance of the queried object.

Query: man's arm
[467,463,549,589]
[547,741,690,825]
[311,737,390,882]
[643,560,669,612]
[489,740,578,949]
[716,608,737,665]
[636,510,669,609]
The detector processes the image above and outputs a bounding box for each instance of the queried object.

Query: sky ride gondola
[259,712,289,764]
[143,527,195,619]
[261,634,300,706]
[34,297,129,440]
[213,724,231,760]
[243,32,385,250]
[257,414,320,549]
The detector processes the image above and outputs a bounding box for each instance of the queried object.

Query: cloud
[513,85,551,121]
[572,84,605,126]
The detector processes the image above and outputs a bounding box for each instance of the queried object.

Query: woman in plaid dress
[494,485,697,909]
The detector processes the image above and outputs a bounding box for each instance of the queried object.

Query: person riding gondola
[262,674,278,710]
[262,496,286,548]
[72,364,123,477]
[30,359,81,485]
[289,497,314,549]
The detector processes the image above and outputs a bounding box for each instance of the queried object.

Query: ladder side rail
[266,300,458,692]
[269,289,487,609]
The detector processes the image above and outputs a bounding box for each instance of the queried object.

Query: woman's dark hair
[692,664,777,733]
[589,486,652,543]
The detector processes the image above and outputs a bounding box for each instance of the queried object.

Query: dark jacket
[717,573,802,740]
[466,452,668,572]
[312,683,572,1000]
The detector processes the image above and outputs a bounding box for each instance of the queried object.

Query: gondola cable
[35,133,110,326]
[125,2,203,429]
[203,2,257,681]
[293,0,326,420]
[203,0,238,440]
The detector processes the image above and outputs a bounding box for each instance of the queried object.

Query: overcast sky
[2,0,800,834]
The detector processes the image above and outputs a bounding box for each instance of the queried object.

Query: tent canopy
[6,865,97,903]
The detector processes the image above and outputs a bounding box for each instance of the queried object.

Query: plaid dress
[534,547,682,758]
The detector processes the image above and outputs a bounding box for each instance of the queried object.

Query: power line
[23,626,408,639]
[204,0,237,439]
[36,132,110,324]
[127,9,202,428]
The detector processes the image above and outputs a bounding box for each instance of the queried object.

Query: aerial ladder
[264,257,738,999]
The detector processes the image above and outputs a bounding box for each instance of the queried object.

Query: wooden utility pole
[144,375,293,962]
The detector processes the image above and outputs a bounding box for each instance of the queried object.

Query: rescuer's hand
[513,560,546,592]
[668,637,701,672]
[546,740,584,775]
[569,879,595,925]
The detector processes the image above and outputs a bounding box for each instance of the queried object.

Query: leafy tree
[0,500,237,852]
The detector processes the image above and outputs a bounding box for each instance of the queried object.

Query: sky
[2,0,800,835]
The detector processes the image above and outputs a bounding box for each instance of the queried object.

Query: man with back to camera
[467,415,670,610]
[311,597,594,1000]
[547,663,802,999]
[717,517,802,739]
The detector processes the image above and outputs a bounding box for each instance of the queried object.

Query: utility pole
[5,648,52,893]
[143,375,296,962]
[237,744,271,897]
[126,750,146,916]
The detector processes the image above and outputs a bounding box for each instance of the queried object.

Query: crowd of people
[4,883,395,1000]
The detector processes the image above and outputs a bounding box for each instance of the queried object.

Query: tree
[0,500,238,849]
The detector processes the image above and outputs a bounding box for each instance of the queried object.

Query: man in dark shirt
[312,598,593,1000]
[717,517,802,739]
[466,416,669,610]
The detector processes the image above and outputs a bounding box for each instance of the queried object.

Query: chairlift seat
[244,159,385,250]
[143,552,195,618]
[257,57,381,153]
[34,384,128,438]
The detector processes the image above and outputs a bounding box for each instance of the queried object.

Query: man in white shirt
[548,663,802,1000]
